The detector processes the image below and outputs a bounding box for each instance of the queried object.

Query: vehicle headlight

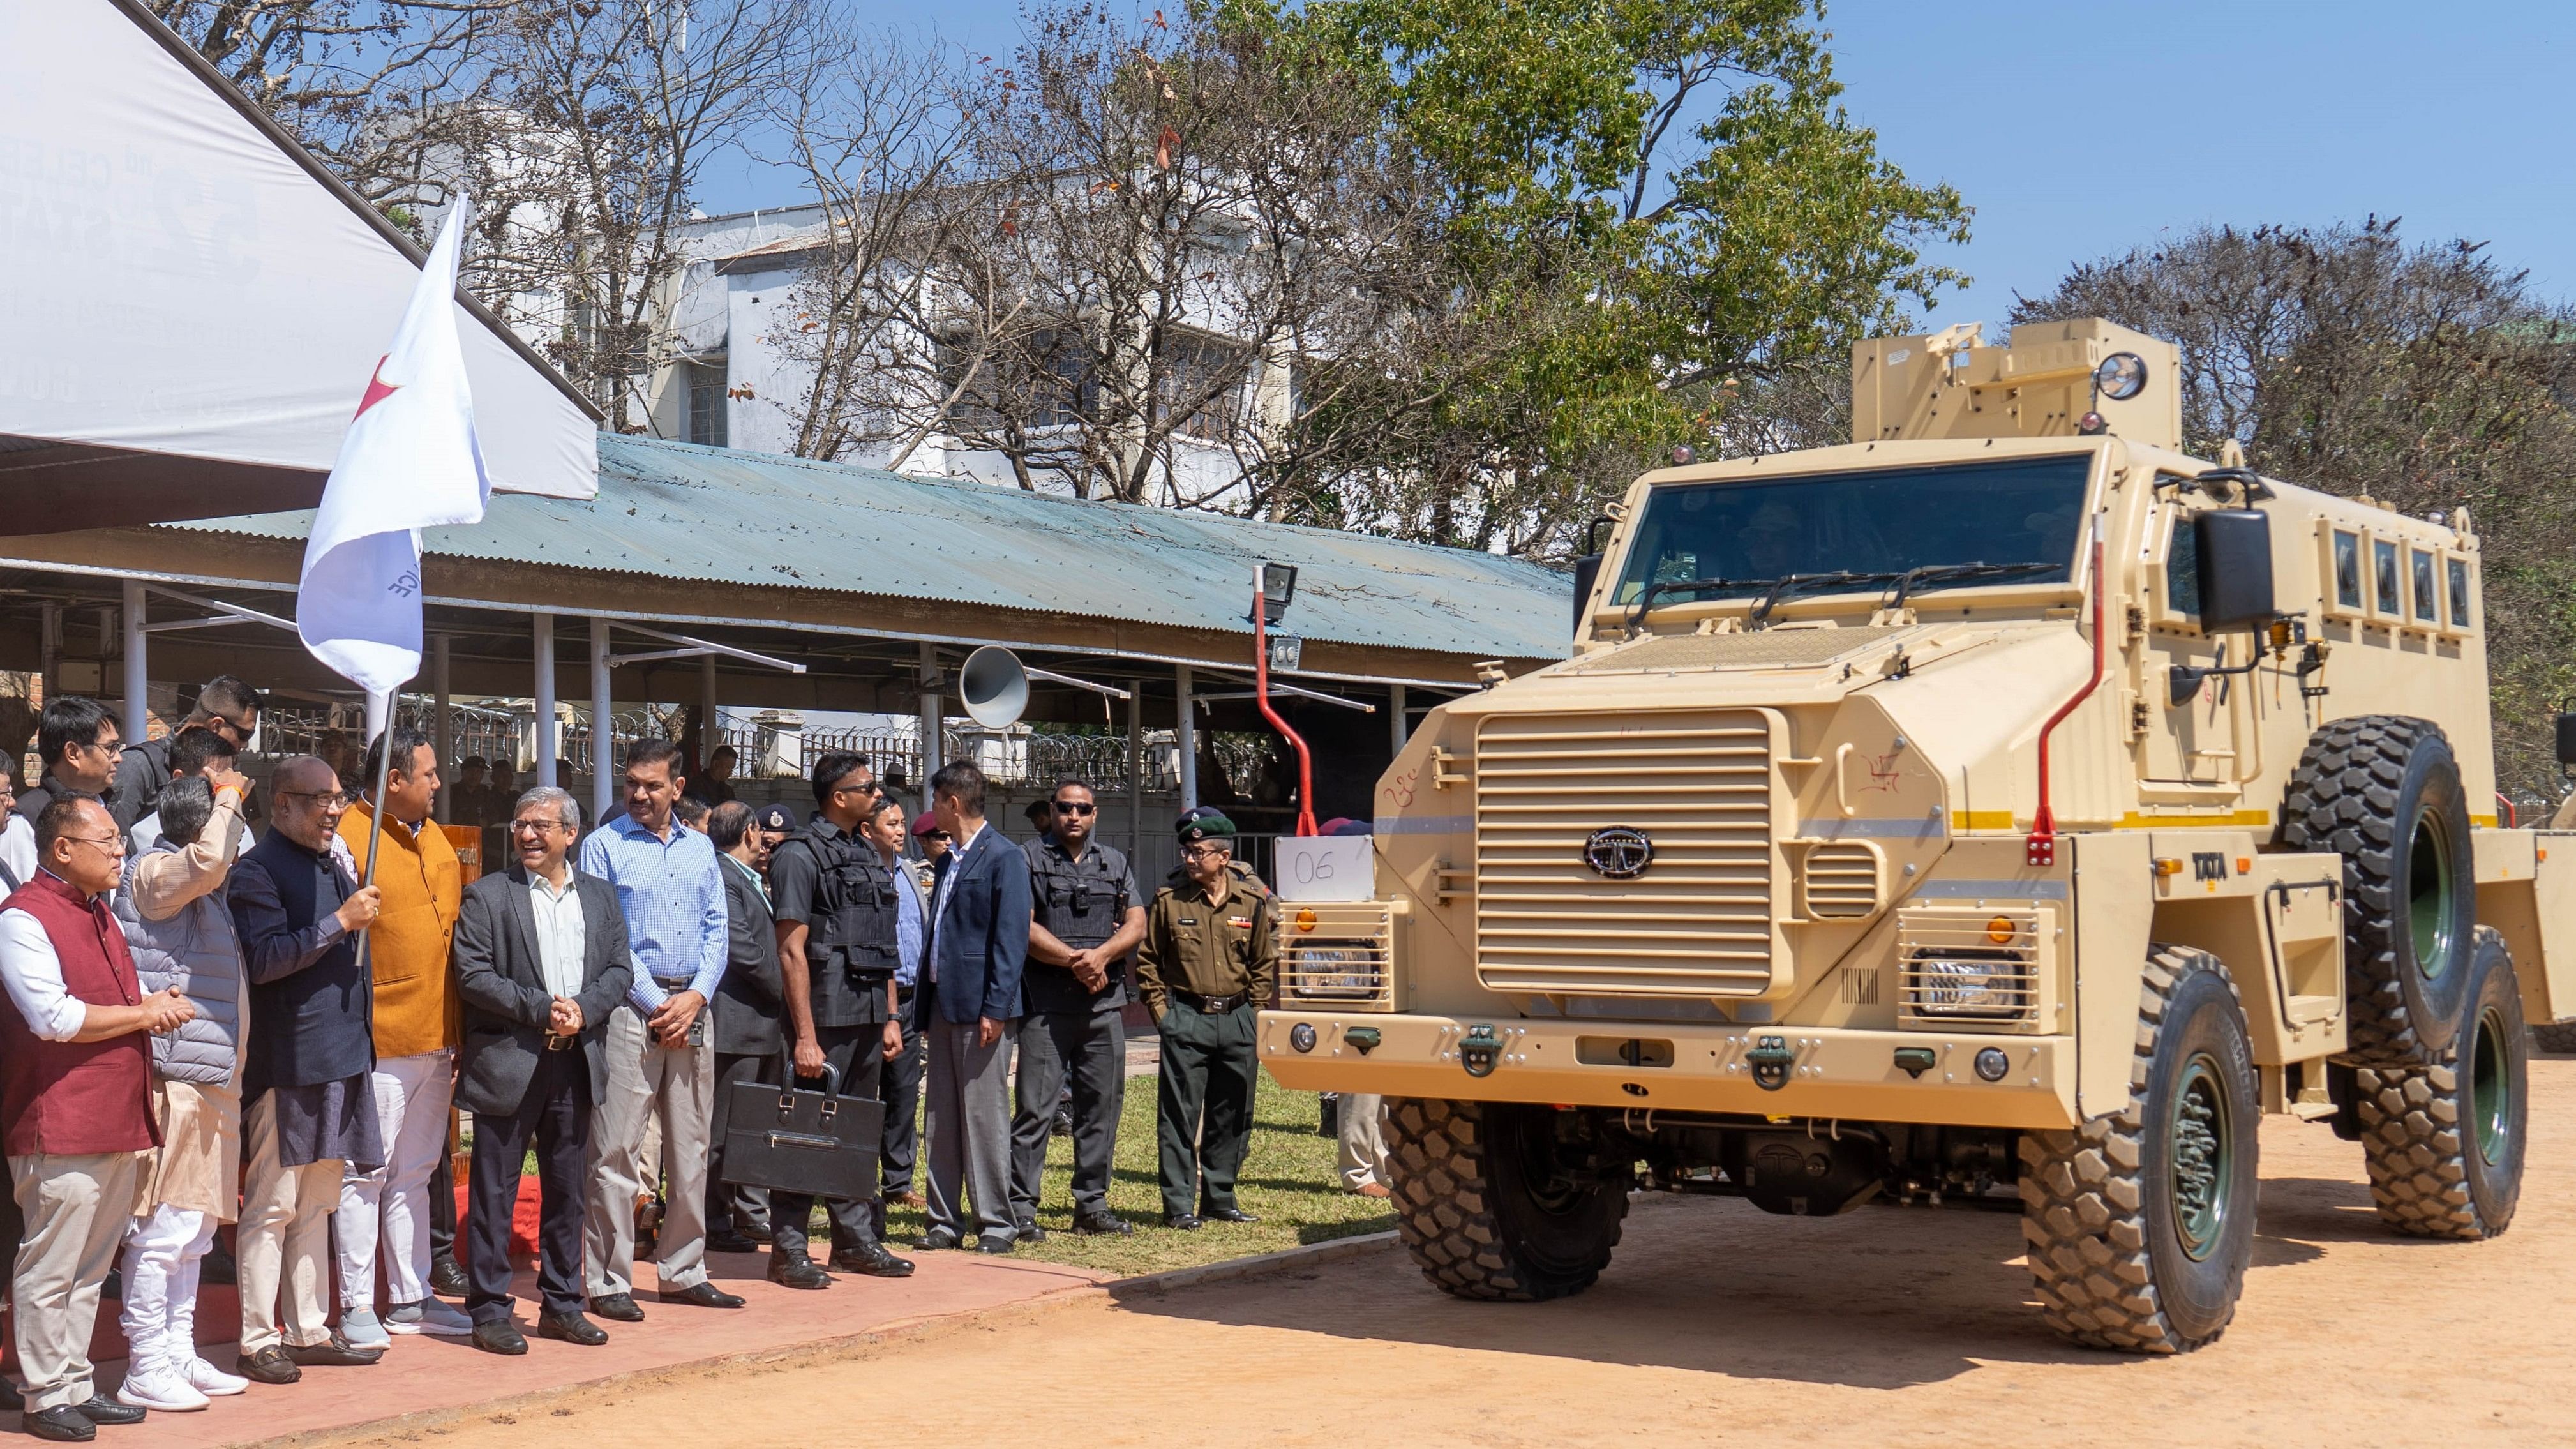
[1285,941,1383,1000]
[1910,956,2031,1019]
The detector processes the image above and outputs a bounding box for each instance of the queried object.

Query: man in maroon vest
[0,797,194,1440]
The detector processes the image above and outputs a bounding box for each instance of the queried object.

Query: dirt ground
[350,1054,2576,1449]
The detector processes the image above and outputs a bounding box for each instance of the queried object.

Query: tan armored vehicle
[1262,318,2575,1353]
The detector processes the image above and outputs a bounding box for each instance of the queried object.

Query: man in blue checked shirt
[574,740,742,1319]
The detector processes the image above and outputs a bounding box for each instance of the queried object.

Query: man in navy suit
[915,760,1030,1252]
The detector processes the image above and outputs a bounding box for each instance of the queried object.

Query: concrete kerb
[275,1235,1402,1449]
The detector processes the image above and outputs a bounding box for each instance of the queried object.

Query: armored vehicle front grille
[1472,710,1780,997]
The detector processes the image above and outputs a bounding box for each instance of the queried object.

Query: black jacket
[228,830,373,1100]
[451,865,633,1115]
[711,855,784,1057]
[107,737,173,832]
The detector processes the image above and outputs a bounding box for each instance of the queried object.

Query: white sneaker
[116,1363,210,1412]
[340,1306,394,1349]
[385,1296,474,1338]
[180,1356,250,1397]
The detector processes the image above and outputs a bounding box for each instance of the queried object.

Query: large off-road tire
[2533,1020,2576,1053]
[2357,926,2527,1239]
[2279,715,2476,1065]
[1384,1099,1629,1302]
[2019,945,2258,1354]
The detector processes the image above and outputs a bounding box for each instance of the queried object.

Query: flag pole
[363,688,396,892]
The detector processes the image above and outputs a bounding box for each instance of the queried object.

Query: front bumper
[1259,1010,2079,1130]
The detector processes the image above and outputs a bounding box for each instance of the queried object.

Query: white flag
[297,197,490,697]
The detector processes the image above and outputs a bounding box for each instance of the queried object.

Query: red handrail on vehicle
[2027,513,2108,868]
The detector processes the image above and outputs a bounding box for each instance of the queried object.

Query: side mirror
[2556,696,2576,767]
[1571,515,1613,638]
[2194,508,2275,633]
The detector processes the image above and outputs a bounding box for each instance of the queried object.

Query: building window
[689,363,728,448]
[1156,333,1246,442]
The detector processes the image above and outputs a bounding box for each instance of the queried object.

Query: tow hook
[1459,1023,1503,1078]
[1747,1035,1795,1092]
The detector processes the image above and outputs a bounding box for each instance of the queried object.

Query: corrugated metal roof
[170,435,1571,662]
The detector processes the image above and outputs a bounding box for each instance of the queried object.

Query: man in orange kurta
[332,725,468,1343]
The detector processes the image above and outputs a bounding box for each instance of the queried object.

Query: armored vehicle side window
[2373,539,2402,616]
[2332,530,2363,610]
[2411,550,2438,622]
[2164,515,2200,619]
[2448,556,2473,629]
[1610,454,2088,607]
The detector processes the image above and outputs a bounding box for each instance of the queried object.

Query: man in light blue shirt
[573,740,739,1319]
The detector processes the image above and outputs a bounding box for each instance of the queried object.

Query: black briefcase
[719,1061,884,1202]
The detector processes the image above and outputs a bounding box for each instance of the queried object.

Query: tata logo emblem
[1584,827,1654,880]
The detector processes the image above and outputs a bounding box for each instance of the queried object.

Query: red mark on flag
[354,356,400,418]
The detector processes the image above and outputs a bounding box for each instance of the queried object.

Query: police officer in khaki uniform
[1008,781,1146,1239]
[766,752,913,1283]
[1135,807,1277,1229]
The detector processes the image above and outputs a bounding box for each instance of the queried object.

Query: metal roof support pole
[121,579,147,749]
[700,652,719,773]
[431,636,451,823]
[1126,680,1142,869]
[1176,666,1197,812]
[590,615,613,832]
[1389,682,1408,754]
[532,611,557,788]
[917,641,941,816]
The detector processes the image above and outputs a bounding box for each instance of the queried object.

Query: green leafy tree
[1246,0,1969,554]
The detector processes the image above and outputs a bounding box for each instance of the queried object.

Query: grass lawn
[856,1069,1397,1278]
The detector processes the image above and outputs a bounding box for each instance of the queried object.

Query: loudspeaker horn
[959,645,1029,728]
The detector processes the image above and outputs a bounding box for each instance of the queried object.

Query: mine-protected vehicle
[1261,318,2574,1352]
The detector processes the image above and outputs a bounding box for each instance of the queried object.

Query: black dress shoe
[236,1347,301,1385]
[287,1333,384,1367]
[22,1407,96,1442]
[1014,1220,1049,1243]
[1072,1210,1134,1237]
[656,1281,746,1309]
[1200,1206,1261,1224]
[71,1397,144,1426]
[704,1228,761,1254]
[915,1229,959,1252]
[538,1311,608,1346]
[829,1243,915,1279]
[428,1256,470,1299]
[588,1293,645,1323]
[767,1254,833,1290]
[471,1319,528,1356]
[742,1217,775,1238]
[1164,1213,1202,1231]
[973,1236,1015,1254]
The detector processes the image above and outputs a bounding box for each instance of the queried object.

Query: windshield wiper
[1746,571,1906,629]
[1884,562,2061,613]
[1624,575,1772,636]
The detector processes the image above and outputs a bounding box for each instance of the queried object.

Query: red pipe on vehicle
[1254,572,1319,838]
[2027,513,2107,868]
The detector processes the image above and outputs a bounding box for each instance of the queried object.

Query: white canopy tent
[0,0,599,532]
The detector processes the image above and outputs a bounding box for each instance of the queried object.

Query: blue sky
[705,1,2572,325]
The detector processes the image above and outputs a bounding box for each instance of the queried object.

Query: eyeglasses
[1051,800,1096,816]
[60,834,124,855]
[830,780,880,797]
[74,736,122,758]
[277,790,351,809]
[511,817,569,835]
[921,831,951,843]
[1183,843,1229,860]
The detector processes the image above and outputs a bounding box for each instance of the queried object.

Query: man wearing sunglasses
[106,675,261,835]
[1008,781,1144,1239]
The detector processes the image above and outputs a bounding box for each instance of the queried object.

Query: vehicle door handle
[1834,743,1857,818]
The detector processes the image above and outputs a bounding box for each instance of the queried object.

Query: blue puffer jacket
[111,845,243,1086]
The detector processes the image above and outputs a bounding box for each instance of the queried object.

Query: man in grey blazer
[451,786,633,1356]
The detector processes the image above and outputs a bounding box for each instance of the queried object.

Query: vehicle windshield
[1610,454,2092,613]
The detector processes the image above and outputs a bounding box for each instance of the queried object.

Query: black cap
[755,803,797,834]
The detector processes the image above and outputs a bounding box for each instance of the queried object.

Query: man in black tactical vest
[765,753,915,1282]
[1007,780,1147,1238]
